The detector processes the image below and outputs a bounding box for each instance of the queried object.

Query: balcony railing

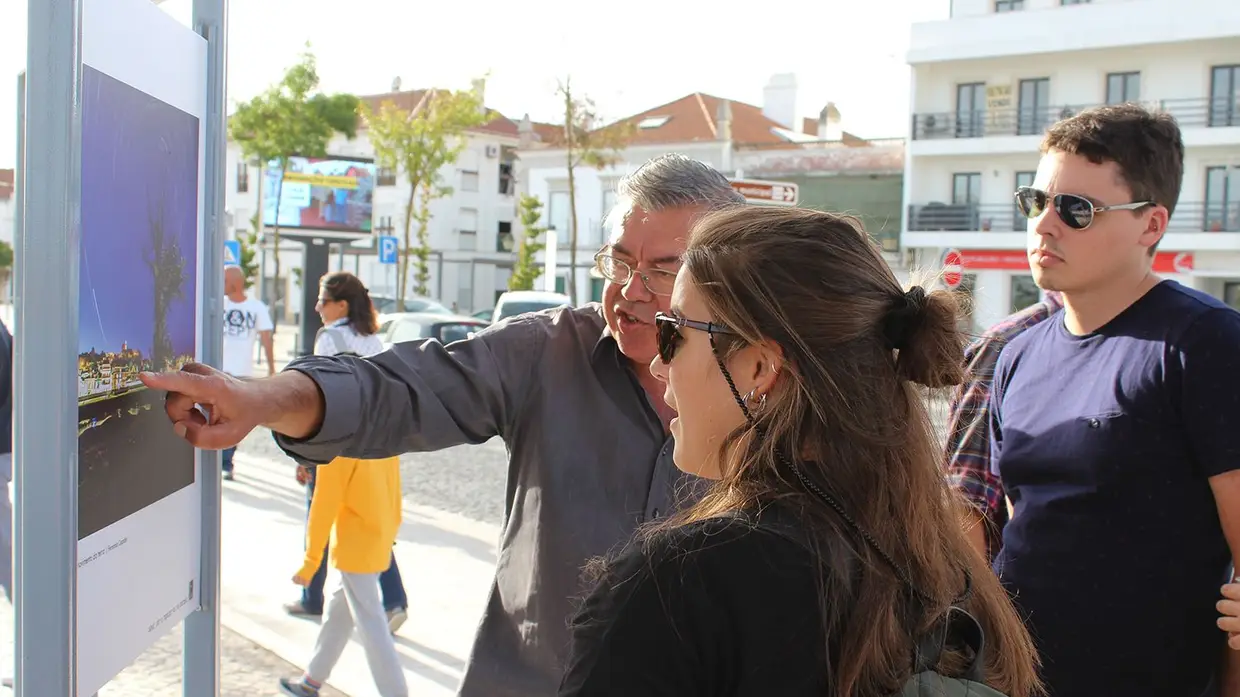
[907,201,1240,233]
[912,98,1240,141]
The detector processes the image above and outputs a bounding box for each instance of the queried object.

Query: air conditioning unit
[485,144,499,158]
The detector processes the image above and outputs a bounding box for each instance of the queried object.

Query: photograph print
[77,65,200,541]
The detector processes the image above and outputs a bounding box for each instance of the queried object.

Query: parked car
[491,290,572,324]
[377,312,490,348]
[471,308,493,323]
[370,294,453,316]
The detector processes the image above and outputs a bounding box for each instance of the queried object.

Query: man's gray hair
[603,153,745,236]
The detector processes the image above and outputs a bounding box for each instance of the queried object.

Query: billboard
[262,155,376,235]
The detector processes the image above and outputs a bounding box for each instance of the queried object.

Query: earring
[744,388,756,404]
[759,393,768,407]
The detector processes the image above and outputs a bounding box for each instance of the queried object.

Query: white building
[518,75,902,302]
[225,82,522,320]
[903,0,1240,332]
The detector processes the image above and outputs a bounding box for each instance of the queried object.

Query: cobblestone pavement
[0,600,347,697]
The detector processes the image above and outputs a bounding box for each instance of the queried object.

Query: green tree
[236,214,262,290]
[0,240,13,270]
[364,86,492,306]
[557,77,634,304]
[509,194,547,291]
[228,46,359,328]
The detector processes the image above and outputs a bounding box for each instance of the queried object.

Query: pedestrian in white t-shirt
[221,265,274,480]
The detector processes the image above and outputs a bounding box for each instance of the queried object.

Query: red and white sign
[945,249,1195,274]
[941,248,964,288]
[729,178,799,206]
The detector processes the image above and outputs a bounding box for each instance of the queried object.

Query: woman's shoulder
[615,510,815,585]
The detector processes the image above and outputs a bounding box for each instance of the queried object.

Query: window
[1010,275,1041,312]
[459,207,478,251]
[1205,166,1240,231]
[1210,65,1240,128]
[497,221,514,252]
[1017,78,1050,135]
[590,278,605,303]
[995,0,1024,11]
[461,170,479,192]
[955,83,986,138]
[1225,282,1240,311]
[953,173,982,231]
[1013,171,1036,230]
[1061,0,1089,4]
[548,191,571,242]
[236,162,249,193]
[377,167,397,186]
[952,173,982,205]
[1105,72,1140,105]
[499,162,515,195]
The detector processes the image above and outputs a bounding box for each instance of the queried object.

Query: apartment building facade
[224,85,522,320]
[904,0,1240,332]
[517,75,907,303]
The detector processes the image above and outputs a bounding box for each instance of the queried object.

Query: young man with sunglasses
[989,103,1240,697]
[139,154,746,697]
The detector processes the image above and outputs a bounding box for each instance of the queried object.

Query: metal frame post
[183,0,227,694]
[16,0,83,695]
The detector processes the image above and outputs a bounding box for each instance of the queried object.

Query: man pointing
[142,154,745,697]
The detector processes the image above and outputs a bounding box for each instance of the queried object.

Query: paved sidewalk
[0,444,498,696]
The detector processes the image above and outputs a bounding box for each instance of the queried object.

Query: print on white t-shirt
[222,296,273,377]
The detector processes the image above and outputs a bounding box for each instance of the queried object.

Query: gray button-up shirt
[273,304,696,697]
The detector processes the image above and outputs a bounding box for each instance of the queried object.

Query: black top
[558,512,830,696]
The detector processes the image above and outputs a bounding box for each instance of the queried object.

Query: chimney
[762,73,798,130]
[817,102,843,141]
[471,77,488,116]
[715,100,733,142]
[518,113,535,149]
[391,76,402,92]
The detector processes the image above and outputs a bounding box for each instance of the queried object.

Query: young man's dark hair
[1041,103,1185,224]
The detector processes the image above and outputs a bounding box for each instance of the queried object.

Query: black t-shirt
[558,513,830,696]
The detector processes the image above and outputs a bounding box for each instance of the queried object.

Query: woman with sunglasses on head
[558,206,1042,697]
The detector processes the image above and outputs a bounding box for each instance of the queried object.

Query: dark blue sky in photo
[79,66,199,358]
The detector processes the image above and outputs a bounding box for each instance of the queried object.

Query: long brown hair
[652,206,1041,696]
[320,271,379,336]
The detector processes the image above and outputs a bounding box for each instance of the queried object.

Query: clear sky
[2,0,950,169]
[78,64,198,359]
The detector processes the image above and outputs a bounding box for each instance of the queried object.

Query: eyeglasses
[654,312,736,363]
[1014,186,1154,231]
[594,252,677,296]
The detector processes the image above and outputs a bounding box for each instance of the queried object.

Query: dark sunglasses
[654,312,736,363]
[1014,186,1154,231]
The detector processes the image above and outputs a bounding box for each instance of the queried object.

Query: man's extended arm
[272,314,548,465]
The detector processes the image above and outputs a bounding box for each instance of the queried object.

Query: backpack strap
[316,325,358,357]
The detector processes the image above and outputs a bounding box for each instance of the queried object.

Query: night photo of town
[77,66,200,541]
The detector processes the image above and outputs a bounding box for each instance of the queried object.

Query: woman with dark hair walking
[279,271,407,697]
[559,207,1042,697]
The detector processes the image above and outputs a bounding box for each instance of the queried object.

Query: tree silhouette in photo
[145,187,187,370]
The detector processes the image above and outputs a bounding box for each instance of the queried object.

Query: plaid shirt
[943,292,1063,560]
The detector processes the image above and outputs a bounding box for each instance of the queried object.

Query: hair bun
[882,286,927,351]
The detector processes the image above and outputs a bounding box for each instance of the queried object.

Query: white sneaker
[386,607,407,634]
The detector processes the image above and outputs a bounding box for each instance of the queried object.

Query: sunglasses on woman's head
[1014,186,1154,231]
[654,312,736,363]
